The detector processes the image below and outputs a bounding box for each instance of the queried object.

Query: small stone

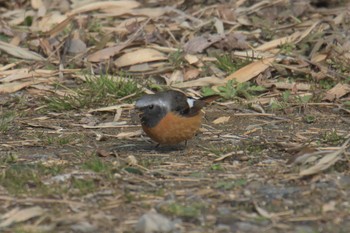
[134,209,180,233]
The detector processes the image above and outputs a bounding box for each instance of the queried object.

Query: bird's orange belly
[142,112,203,145]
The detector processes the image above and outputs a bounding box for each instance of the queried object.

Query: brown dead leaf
[184,54,199,64]
[0,80,48,94]
[323,83,350,101]
[256,21,320,52]
[256,31,303,51]
[184,68,200,80]
[96,148,111,157]
[255,204,274,219]
[31,0,43,9]
[0,41,45,61]
[97,7,167,18]
[32,12,67,33]
[113,17,147,35]
[41,14,74,38]
[263,81,311,91]
[214,17,224,34]
[115,48,167,68]
[217,4,236,21]
[88,18,151,62]
[184,34,225,54]
[0,206,45,228]
[82,122,128,129]
[322,201,336,213]
[88,45,126,62]
[115,130,142,139]
[68,0,140,16]
[173,76,225,88]
[212,116,230,124]
[214,32,250,50]
[225,57,275,83]
[299,138,350,177]
[168,70,183,84]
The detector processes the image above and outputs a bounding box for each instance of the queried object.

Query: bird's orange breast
[142,111,203,145]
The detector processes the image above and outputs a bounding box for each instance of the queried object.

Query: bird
[135,90,220,146]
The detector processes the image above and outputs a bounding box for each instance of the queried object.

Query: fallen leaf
[88,18,151,62]
[0,80,47,94]
[115,48,167,67]
[299,138,350,177]
[322,201,336,213]
[184,54,199,64]
[168,70,183,84]
[212,116,230,124]
[68,0,140,15]
[82,121,128,129]
[0,41,45,61]
[184,34,225,54]
[115,130,142,139]
[323,83,350,101]
[0,206,45,228]
[184,68,200,80]
[173,76,225,88]
[225,57,275,83]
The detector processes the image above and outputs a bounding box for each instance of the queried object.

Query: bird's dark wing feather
[183,94,221,117]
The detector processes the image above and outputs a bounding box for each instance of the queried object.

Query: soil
[1,94,349,233]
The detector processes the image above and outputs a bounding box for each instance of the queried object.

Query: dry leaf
[31,0,43,9]
[88,18,151,62]
[323,83,350,101]
[0,41,45,61]
[261,81,311,91]
[255,204,273,219]
[173,76,225,88]
[33,12,67,32]
[184,34,225,54]
[168,70,183,84]
[225,57,275,83]
[82,122,128,129]
[115,130,142,139]
[184,54,199,64]
[299,139,350,177]
[115,48,167,67]
[322,201,336,213]
[68,0,140,15]
[212,116,230,124]
[0,80,47,94]
[256,21,320,52]
[126,155,138,165]
[214,17,224,34]
[184,68,200,80]
[0,206,45,228]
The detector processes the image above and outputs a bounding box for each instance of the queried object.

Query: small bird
[135,90,220,145]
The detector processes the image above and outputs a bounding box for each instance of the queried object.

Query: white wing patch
[186,98,195,108]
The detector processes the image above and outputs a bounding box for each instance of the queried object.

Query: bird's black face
[137,104,166,128]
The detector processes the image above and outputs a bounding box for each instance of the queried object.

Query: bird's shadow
[111,141,187,154]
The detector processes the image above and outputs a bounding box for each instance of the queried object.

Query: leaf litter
[1,0,350,232]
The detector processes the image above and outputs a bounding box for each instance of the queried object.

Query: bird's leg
[184,140,188,147]
[155,143,160,148]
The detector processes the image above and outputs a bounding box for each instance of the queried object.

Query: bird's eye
[148,104,154,110]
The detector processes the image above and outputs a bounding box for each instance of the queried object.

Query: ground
[1,98,349,232]
[0,0,350,233]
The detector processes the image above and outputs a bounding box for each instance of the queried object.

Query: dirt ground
[1,94,350,232]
